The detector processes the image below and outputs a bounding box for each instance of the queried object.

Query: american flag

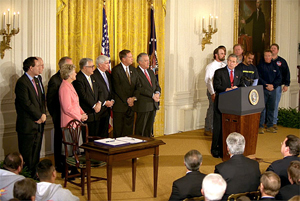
[101,4,113,132]
[149,6,159,74]
[101,5,111,71]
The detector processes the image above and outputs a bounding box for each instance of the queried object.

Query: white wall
[0,0,56,160]
[164,0,300,134]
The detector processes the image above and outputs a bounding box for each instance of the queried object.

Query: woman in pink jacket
[59,64,88,127]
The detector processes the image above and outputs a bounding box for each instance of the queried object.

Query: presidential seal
[249,89,259,105]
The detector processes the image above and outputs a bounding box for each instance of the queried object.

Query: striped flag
[149,6,159,76]
[101,4,113,133]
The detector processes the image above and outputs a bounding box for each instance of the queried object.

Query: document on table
[94,137,145,146]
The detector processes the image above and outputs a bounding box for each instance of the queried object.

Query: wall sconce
[201,14,218,51]
[0,9,20,59]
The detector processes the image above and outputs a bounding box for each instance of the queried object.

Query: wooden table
[80,136,165,201]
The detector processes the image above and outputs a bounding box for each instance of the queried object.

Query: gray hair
[96,55,110,66]
[60,64,76,80]
[184,150,203,171]
[79,58,93,69]
[58,57,72,69]
[202,173,227,201]
[226,132,245,155]
[137,53,148,63]
[227,53,238,61]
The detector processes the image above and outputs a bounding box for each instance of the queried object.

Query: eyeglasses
[85,65,95,68]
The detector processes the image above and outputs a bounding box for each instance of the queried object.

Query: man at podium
[211,54,243,158]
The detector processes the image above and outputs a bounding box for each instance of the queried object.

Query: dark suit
[73,71,104,138]
[93,68,113,138]
[135,67,161,137]
[214,154,261,200]
[111,63,140,137]
[15,73,46,177]
[260,197,276,200]
[47,70,63,171]
[276,184,299,200]
[211,67,243,156]
[169,171,206,201]
[266,155,299,187]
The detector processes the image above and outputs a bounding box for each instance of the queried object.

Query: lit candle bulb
[215,16,218,29]
[17,12,19,28]
[202,16,205,30]
[13,12,15,29]
[7,9,10,24]
[209,14,211,26]
[3,12,5,29]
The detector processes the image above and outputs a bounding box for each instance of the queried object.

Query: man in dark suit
[169,150,206,201]
[214,132,261,200]
[15,57,47,178]
[266,134,300,187]
[73,58,104,138]
[47,57,73,172]
[259,171,281,200]
[135,53,161,137]
[276,160,300,200]
[111,49,140,137]
[93,55,114,138]
[211,54,243,158]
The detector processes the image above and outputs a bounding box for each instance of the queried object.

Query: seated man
[169,150,206,201]
[266,134,300,187]
[35,159,79,201]
[259,171,281,200]
[0,152,25,200]
[214,132,261,200]
[13,178,36,201]
[276,160,300,200]
[201,173,227,201]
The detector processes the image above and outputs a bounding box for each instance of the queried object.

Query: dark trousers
[211,95,223,156]
[52,115,64,172]
[18,130,43,178]
[135,110,156,137]
[113,108,134,137]
[99,115,109,138]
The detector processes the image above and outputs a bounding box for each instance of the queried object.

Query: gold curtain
[57,0,165,136]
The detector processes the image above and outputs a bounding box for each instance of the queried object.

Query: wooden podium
[218,86,265,161]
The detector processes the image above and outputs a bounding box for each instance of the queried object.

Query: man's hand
[81,113,88,122]
[211,94,216,102]
[225,86,238,91]
[94,102,101,113]
[35,114,46,124]
[152,93,160,102]
[282,85,288,92]
[266,84,274,91]
[105,100,114,108]
[127,97,135,107]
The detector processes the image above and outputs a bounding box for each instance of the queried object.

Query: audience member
[288,195,300,201]
[259,171,281,200]
[15,57,46,178]
[214,132,260,199]
[233,44,244,64]
[35,159,79,201]
[169,150,206,201]
[0,152,25,200]
[135,53,161,137]
[276,160,300,200]
[201,173,227,201]
[211,55,243,158]
[257,49,281,134]
[267,134,300,187]
[111,49,140,137]
[93,55,114,138]
[47,57,73,172]
[73,58,104,138]
[270,43,290,130]
[204,47,226,136]
[13,178,36,201]
[236,51,259,86]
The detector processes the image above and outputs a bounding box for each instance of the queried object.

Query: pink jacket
[59,80,85,127]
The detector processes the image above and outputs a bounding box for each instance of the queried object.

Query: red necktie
[32,78,38,95]
[230,70,234,87]
[144,69,152,86]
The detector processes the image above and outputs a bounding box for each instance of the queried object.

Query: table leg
[107,160,112,201]
[86,151,91,200]
[132,158,137,192]
[153,147,159,197]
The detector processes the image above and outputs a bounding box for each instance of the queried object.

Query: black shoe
[211,150,221,158]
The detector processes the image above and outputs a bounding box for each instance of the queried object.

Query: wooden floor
[48,127,299,201]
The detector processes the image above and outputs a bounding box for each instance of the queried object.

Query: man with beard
[236,51,259,86]
[204,47,226,135]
